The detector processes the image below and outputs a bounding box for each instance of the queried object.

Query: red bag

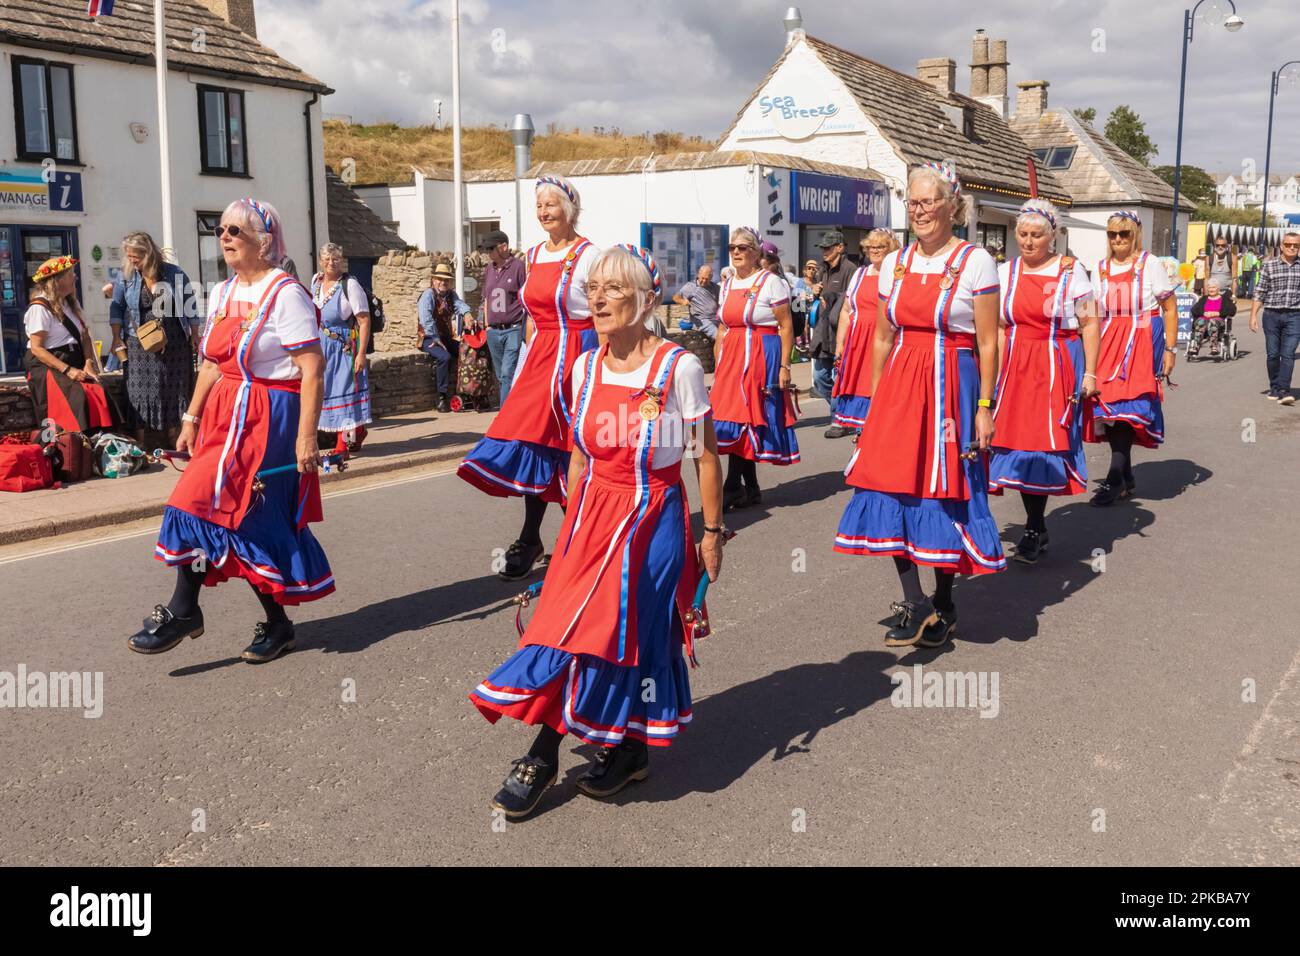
[31,429,92,483]
[0,435,55,492]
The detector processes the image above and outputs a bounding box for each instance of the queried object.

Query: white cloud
[258,0,1300,175]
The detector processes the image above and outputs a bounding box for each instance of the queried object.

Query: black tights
[527,724,645,766]
[519,495,548,546]
[892,557,955,612]
[723,455,759,493]
[166,566,285,624]
[1020,491,1048,533]
[1105,423,1135,488]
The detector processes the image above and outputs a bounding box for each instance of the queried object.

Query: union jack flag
[87,0,116,16]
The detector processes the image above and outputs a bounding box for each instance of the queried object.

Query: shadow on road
[957,457,1213,645]
[724,469,849,533]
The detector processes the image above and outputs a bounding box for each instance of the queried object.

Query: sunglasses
[213,224,244,239]
[1106,230,1133,240]
[728,244,755,253]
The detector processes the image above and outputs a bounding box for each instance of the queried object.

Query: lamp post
[1260,60,1300,245]
[1170,1,1245,258]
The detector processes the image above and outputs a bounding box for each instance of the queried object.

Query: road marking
[0,464,459,566]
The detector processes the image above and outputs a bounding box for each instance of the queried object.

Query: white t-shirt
[205,270,320,381]
[312,274,369,319]
[997,256,1095,330]
[24,302,80,350]
[717,269,791,328]
[877,244,1000,334]
[570,347,710,468]
[528,240,597,320]
[1090,254,1175,315]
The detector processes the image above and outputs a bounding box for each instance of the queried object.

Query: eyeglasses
[865,245,889,252]
[584,281,631,299]
[1283,242,1300,249]
[1106,230,1133,240]
[213,224,243,239]
[906,198,945,212]
[728,244,755,253]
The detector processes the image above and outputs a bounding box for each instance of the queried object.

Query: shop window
[197,212,230,288]
[976,223,1008,259]
[642,223,727,295]
[198,86,249,176]
[12,57,80,163]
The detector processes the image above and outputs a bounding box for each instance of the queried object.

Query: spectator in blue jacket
[418,260,472,412]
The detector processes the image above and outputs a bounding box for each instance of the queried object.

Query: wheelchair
[1185,314,1238,363]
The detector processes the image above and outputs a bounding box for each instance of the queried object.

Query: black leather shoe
[1014,529,1048,564]
[241,620,296,663]
[878,601,908,628]
[499,539,545,580]
[436,394,451,413]
[723,487,751,512]
[1121,477,1136,498]
[884,597,938,647]
[576,740,650,798]
[824,424,850,439]
[743,486,762,508]
[916,605,958,648]
[491,755,557,819]
[1090,483,1120,507]
[128,605,204,654]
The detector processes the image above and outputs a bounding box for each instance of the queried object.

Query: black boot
[436,393,451,413]
[491,755,557,819]
[241,620,296,663]
[1013,529,1049,565]
[879,601,909,628]
[917,605,958,648]
[1090,483,1120,507]
[576,739,650,798]
[128,605,204,654]
[884,597,938,647]
[499,539,545,580]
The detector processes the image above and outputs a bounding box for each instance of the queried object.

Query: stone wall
[371,250,494,353]
[368,350,438,417]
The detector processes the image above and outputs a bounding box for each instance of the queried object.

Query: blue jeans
[420,336,453,395]
[811,355,836,402]
[1263,310,1300,394]
[487,324,523,407]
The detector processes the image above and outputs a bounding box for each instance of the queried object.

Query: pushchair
[1185,313,1238,363]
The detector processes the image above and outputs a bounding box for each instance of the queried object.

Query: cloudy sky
[261,0,1300,178]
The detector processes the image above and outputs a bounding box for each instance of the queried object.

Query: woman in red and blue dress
[832,228,900,433]
[129,199,331,665]
[988,199,1100,564]
[458,176,598,578]
[471,245,725,819]
[1084,210,1178,506]
[834,163,1004,647]
[712,227,799,511]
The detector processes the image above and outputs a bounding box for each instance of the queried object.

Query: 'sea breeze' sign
[758,93,839,139]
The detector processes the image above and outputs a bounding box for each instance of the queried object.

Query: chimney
[1016,81,1049,119]
[917,58,956,97]
[197,0,258,38]
[970,29,989,98]
[783,7,805,47]
[972,37,1009,118]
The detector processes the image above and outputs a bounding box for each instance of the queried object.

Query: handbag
[136,317,167,354]
[31,428,93,483]
[0,434,56,492]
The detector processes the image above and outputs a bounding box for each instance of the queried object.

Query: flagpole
[155,0,174,257]
[451,0,464,297]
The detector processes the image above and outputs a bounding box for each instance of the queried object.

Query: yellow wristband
[977,398,993,409]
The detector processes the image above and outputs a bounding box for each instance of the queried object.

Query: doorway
[0,225,81,374]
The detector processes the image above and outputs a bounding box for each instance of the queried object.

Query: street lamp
[1170,0,1245,258]
[1260,60,1300,245]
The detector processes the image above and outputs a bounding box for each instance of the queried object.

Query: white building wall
[0,46,327,347]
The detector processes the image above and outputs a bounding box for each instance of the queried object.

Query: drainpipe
[304,91,320,274]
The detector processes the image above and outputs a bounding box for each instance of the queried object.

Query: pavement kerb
[0,440,478,548]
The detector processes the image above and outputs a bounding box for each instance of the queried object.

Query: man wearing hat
[418,260,472,412]
[478,229,525,407]
[810,229,860,437]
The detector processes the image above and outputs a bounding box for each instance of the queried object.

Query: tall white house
[0,0,332,375]
[1214,173,1300,210]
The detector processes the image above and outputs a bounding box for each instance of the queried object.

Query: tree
[1105,105,1158,166]
[1153,164,1216,205]
[1073,106,1096,126]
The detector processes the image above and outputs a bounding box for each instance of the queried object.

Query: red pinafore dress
[987,256,1090,496]
[831,266,880,428]
[457,239,596,502]
[154,273,334,604]
[710,271,800,464]
[834,242,1005,574]
[471,342,703,748]
[1085,253,1165,447]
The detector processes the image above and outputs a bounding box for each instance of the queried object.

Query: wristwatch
[182,412,201,425]
[703,523,729,536]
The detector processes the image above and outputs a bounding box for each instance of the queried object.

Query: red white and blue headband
[924,162,962,197]
[1111,210,1141,228]
[732,226,761,248]
[1018,200,1057,232]
[619,244,662,298]
[536,176,579,208]
[242,197,274,235]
